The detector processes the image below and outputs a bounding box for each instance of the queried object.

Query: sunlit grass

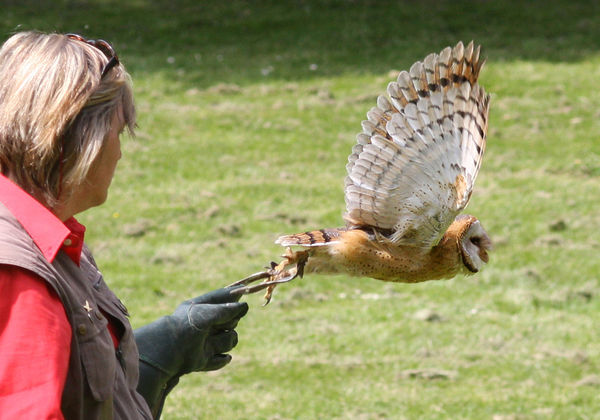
[3,1,600,418]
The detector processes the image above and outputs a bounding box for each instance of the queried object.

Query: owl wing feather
[344,41,490,248]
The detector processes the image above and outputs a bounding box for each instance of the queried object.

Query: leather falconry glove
[134,287,248,418]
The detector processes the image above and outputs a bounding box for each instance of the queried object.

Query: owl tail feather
[275,228,343,247]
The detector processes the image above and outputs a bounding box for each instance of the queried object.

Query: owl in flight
[231,41,492,304]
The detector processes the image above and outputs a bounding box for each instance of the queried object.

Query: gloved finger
[208,330,239,354]
[187,286,244,305]
[188,302,249,329]
[203,354,232,372]
[214,302,249,330]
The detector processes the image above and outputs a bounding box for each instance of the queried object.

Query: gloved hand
[134,287,248,418]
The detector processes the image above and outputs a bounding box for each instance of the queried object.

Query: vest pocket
[74,308,117,402]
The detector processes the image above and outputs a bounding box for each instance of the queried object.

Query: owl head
[454,214,492,273]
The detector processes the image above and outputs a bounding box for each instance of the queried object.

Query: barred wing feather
[344,41,490,248]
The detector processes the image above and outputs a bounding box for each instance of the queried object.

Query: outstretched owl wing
[344,41,491,248]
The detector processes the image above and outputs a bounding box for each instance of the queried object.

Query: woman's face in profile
[80,109,124,210]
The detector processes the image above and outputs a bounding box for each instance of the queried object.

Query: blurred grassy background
[2,1,600,419]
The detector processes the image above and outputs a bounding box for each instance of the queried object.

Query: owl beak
[478,233,492,263]
[479,249,489,263]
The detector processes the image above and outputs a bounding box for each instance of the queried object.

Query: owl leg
[229,248,309,305]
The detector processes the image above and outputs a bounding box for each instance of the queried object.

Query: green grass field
[3,1,600,418]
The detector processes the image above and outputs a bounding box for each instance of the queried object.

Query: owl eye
[470,237,481,247]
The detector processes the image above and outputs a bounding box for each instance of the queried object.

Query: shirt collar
[0,174,85,265]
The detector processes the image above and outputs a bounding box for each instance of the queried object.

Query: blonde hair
[0,31,135,207]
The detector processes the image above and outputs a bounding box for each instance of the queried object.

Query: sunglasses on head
[66,33,119,79]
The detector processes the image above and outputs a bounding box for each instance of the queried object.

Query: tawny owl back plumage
[232,41,492,303]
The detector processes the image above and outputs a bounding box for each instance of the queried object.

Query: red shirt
[0,174,103,419]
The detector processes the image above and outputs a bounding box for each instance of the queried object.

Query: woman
[0,31,248,419]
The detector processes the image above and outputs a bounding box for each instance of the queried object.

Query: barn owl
[231,41,492,304]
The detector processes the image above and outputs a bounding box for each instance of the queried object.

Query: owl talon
[227,271,271,288]
[230,249,310,304]
[228,269,297,296]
